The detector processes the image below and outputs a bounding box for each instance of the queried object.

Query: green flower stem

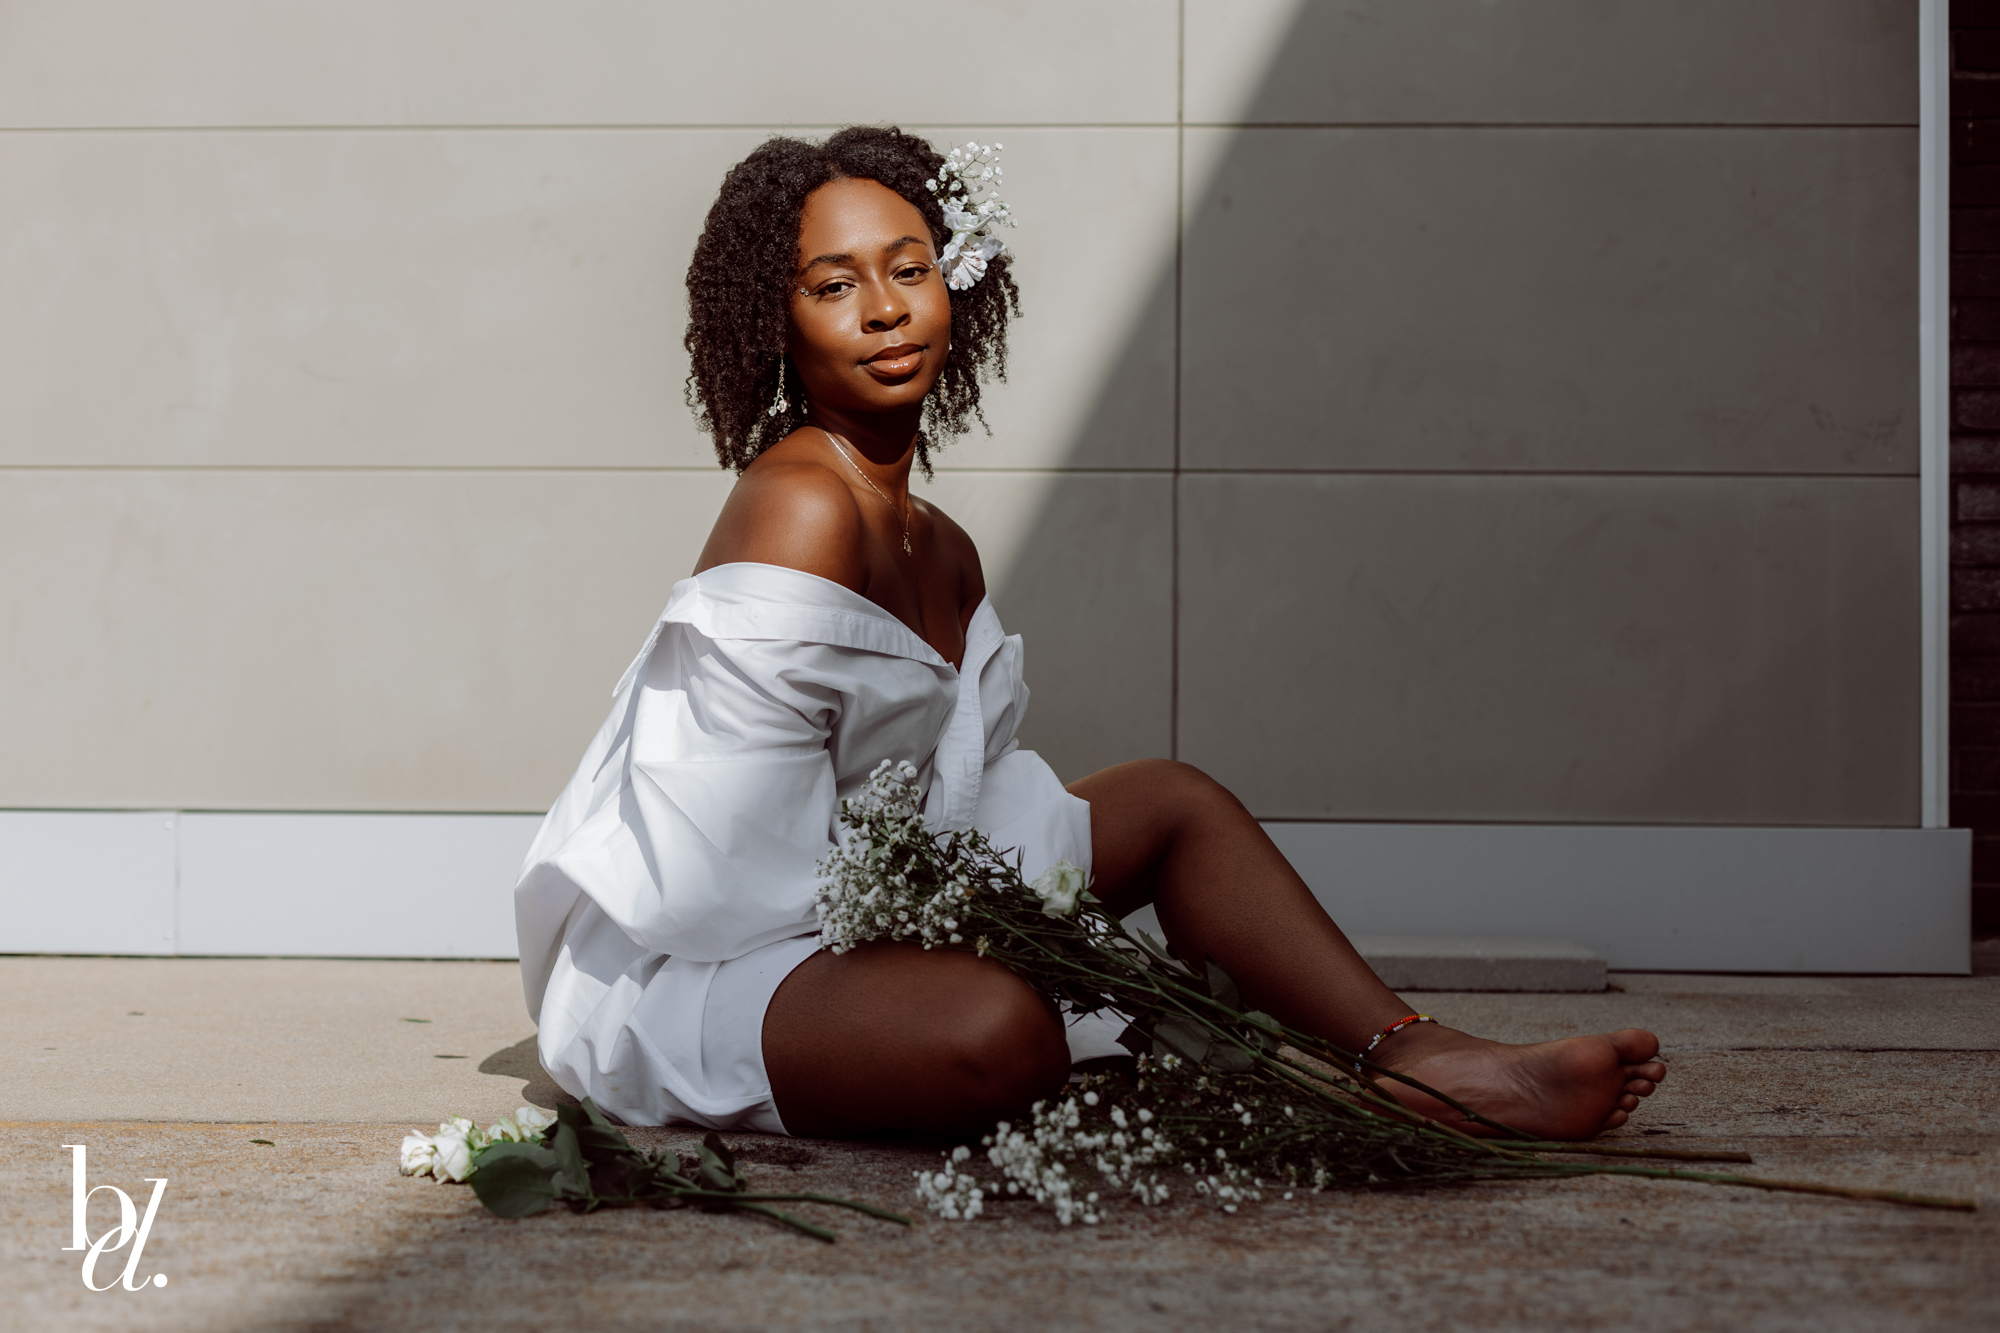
[730,1202,840,1242]
[724,1192,914,1223]
[1491,1142,1756,1165]
[1575,1164,1977,1211]
[626,1184,912,1225]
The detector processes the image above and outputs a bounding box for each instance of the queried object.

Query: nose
[862,279,910,333]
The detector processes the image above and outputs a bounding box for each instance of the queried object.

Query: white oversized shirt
[514,562,1094,1126]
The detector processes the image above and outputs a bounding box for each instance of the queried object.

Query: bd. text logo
[62,1145,169,1291]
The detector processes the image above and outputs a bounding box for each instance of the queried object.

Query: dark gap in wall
[1952,11,2000,930]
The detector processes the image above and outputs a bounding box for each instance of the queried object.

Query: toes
[1623,1060,1668,1083]
[1623,1078,1657,1097]
[1601,1108,1629,1131]
[1609,1029,1661,1064]
[1618,1093,1640,1112]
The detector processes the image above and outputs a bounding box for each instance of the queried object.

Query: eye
[896,263,933,283]
[809,278,855,300]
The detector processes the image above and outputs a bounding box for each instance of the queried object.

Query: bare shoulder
[694,445,867,590]
[915,495,988,612]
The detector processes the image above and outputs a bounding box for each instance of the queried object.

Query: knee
[1121,758,1236,817]
[934,969,1070,1121]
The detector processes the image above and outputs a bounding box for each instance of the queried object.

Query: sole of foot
[1371,1026,1666,1141]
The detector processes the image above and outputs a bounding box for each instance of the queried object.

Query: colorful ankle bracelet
[1356,1013,1433,1072]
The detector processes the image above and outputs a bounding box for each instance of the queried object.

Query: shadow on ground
[477,1036,575,1112]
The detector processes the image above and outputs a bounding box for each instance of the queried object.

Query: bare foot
[1367,1024,1666,1141]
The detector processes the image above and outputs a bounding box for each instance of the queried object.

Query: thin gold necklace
[818,427,912,555]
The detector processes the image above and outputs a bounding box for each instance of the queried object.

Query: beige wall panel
[916,472,1174,783]
[0,468,1162,810]
[1177,474,1920,826]
[0,469,732,811]
[0,129,752,471]
[0,2,1178,128]
[0,127,1169,472]
[1185,0,1915,126]
[1180,127,1918,475]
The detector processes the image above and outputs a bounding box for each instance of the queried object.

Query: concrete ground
[3,957,1996,1331]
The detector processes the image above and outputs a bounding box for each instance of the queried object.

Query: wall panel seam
[1170,0,1184,763]
[1175,469,1921,481]
[0,122,1186,135]
[5,467,1920,479]
[1181,122,1918,132]
[0,122,1918,134]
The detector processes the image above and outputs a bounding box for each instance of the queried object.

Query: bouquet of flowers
[400,1099,908,1242]
[818,761,1975,1225]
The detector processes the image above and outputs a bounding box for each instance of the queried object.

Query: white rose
[399,1132,439,1177]
[1031,860,1087,917]
[439,1114,490,1154]
[485,1114,523,1144]
[430,1130,474,1183]
[513,1106,556,1137]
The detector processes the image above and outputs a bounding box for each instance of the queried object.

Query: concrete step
[1353,936,1607,993]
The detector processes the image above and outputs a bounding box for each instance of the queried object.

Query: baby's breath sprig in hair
[928,142,1016,291]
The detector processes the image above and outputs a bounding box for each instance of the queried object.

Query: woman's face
[786,177,952,421]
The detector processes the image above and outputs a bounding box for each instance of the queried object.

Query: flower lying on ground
[395,1097,909,1243]
[400,1106,558,1182]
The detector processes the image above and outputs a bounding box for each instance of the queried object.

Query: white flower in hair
[930,142,1015,291]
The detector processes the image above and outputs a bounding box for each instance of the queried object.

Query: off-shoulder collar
[611,562,998,697]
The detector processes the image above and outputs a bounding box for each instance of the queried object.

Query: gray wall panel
[0,1,1179,129]
[918,473,1177,785]
[1181,127,1919,475]
[1185,0,1916,127]
[1178,474,1921,825]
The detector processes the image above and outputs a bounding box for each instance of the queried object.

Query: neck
[803,402,920,496]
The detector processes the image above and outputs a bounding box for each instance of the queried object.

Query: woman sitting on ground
[514,126,1665,1143]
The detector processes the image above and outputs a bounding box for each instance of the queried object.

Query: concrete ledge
[0,812,1973,972]
[1352,936,1606,993]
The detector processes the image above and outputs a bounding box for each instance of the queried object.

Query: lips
[863,344,925,378]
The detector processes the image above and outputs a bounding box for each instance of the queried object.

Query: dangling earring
[767,357,789,418]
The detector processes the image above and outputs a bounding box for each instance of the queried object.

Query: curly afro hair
[684,125,1021,474]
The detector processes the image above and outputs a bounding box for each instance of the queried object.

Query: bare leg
[763,942,1070,1140]
[1074,759,1665,1140]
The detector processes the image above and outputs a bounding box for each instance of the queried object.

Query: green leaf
[548,1122,591,1200]
[696,1132,747,1196]
[1204,957,1242,1010]
[1152,1015,1211,1065]
[470,1150,559,1218]
[1204,1042,1255,1074]
[567,1099,641,1185]
[1240,1010,1282,1052]
[475,1140,558,1173]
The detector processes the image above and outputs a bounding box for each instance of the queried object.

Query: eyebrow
[801,235,930,272]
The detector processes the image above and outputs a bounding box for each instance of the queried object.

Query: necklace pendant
[902,533,913,556]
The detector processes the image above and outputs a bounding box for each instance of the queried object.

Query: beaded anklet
[1356,1013,1433,1073]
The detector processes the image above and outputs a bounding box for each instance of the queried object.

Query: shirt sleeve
[532,622,847,963]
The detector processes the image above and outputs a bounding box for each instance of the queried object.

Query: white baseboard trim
[1263,822,1970,975]
[0,810,538,959]
[0,812,1971,973]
